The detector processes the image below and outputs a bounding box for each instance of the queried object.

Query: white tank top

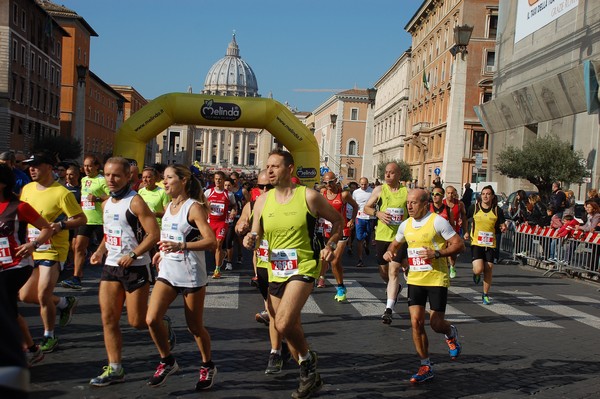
[158,198,208,287]
[103,191,151,267]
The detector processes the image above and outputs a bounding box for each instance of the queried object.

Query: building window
[348,140,357,156]
[44,61,48,79]
[21,45,25,66]
[485,51,496,73]
[472,131,487,151]
[21,10,26,30]
[487,14,498,39]
[13,4,18,24]
[351,108,358,120]
[30,52,35,71]
[348,167,356,179]
[12,40,17,60]
[482,92,492,103]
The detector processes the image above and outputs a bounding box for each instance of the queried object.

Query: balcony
[412,122,431,134]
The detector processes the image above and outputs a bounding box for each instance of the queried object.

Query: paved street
[22,246,600,399]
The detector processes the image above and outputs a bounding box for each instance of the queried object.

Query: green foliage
[376,159,412,182]
[32,135,82,162]
[496,135,588,200]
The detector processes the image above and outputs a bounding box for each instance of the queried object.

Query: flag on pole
[422,70,430,91]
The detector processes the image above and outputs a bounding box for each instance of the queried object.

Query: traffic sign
[320,166,329,176]
[434,167,441,176]
[475,153,483,169]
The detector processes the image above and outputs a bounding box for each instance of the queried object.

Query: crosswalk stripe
[336,279,384,317]
[302,295,323,314]
[559,295,600,306]
[449,286,562,328]
[503,290,600,330]
[206,276,240,309]
[442,304,479,324]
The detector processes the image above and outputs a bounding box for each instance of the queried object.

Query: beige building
[373,50,411,178]
[404,0,498,188]
[477,0,600,197]
[313,89,374,184]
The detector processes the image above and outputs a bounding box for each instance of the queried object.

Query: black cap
[22,151,57,166]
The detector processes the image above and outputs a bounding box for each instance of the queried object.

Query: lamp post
[162,135,167,164]
[363,88,377,180]
[440,24,473,189]
[74,65,88,162]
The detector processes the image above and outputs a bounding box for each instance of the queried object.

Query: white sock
[44,330,54,338]
[298,351,311,363]
[109,363,122,372]
[270,349,282,355]
[57,297,68,310]
[386,299,395,309]
[420,358,431,366]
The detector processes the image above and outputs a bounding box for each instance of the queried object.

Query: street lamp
[367,88,377,108]
[330,113,337,129]
[450,25,473,59]
[162,135,167,163]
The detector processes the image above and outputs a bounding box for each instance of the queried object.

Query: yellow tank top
[261,186,319,282]
[404,213,449,288]
[471,204,498,248]
[375,184,408,242]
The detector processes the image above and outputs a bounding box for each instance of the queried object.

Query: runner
[146,164,218,390]
[138,166,170,227]
[318,172,358,302]
[443,185,467,278]
[61,155,109,290]
[352,177,375,267]
[223,171,249,269]
[243,150,343,399]
[384,189,465,383]
[466,185,507,305]
[88,157,164,387]
[363,162,409,324]
[19,151,86,353]
[204,171,236,279]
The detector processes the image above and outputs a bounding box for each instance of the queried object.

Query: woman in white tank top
[145,165,218,391]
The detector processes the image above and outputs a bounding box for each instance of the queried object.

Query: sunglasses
[257,184,273,190]
[323,180,336,185]
[432,192,444,197]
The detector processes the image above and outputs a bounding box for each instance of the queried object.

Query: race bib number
[407,247,433,271]
[357,209,370,220]
[323,220,333,235]
[477,231,494,246]
[388,208,404,225]
[316,218,325,233]
[0,237,13,264]
[257,239,269,262]
[160,229,184,261]
[27,228,51,251]
[104,227,122,253]
[81,199,95,211]
[210,203,225,216]
[270,248,299,278]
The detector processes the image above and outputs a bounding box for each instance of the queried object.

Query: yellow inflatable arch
[114,93,319,186]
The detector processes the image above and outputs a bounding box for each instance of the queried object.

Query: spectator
[548,214,579,262]
[576,201,600,233]
[527,194,547,226]
[461,182,473,210]
[549,182,567,218]
[0,151,31,195]
[563,189,576,217]
[509,190,529,224]
[586,189,600,206]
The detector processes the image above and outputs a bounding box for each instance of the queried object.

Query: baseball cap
[22,151,57,166]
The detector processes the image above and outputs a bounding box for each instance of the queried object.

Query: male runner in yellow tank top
[384,189,465,384]
[243,150,343,399]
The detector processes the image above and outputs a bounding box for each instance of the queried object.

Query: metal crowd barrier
[510,224,600,281]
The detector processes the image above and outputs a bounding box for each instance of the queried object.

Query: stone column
[206,130,213,164]
[216,130,223,164]
[202,130,209,163]
[229,131,236,165]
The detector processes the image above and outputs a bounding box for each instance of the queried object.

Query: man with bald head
[363,162,409,324]
[352,177,375,267]
[384,189,465,384]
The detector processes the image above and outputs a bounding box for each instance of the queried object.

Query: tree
[495,135,588,202]
[376,159,412,182]
[32,136,82,162]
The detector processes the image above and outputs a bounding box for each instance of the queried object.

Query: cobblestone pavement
[22,247,600,398]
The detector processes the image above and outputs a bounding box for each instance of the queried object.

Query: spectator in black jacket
[461,182,473,210]
[549,182,567,218]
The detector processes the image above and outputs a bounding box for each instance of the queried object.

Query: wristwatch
[327,242,337,250]
[59,221,67,230]
[32,240,40,249]
[434,250,441,259]
[128,251,138,260]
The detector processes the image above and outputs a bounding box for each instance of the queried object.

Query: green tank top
[375,184,408,242]
[261,186,319,282]
[81,175,109,225]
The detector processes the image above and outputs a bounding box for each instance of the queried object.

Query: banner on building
[515,0,579,43]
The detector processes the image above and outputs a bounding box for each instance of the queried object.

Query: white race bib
[27,228,51,251]
[257,239,269,263]
[387,208,404,225]
[160,229,184,261]
[270,248,299,278]
[81,199,96,211]
[407,247,433,272]
[104,226,123,253]
[0,237,13,264]
[210,203,225,216]
[477,231,494,246]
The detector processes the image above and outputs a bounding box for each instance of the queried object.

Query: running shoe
[449,266,457,279]
[163,315,177,350]
[381,308,393,325]
[334,285,347,302]
[446,325,461,359]
[265,352,283,374]
[40,336,58,353]
[356,260,364,267]
[473,273,481,285]
[26,345,44,367]
[250,276,259,287]
[147,360,179,387]
[212,268,221,279]
[60,276,82,290]
[292,351,323,399]
[410,365,434,384]
[316,276,326,288]
[59,296,78,327]
[224,262,233,271]
[195,364,217,390]
[255,310,270,326]
[90,366,125,387]
[482,293,492,305]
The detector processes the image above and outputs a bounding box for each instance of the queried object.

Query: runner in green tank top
[364,162,409,325]
[243,150,343,399]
